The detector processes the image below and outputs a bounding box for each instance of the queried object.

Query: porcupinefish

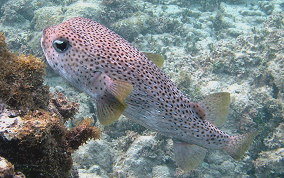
[41,17,257,171]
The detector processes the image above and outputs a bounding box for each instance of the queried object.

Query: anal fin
[173,140,207,172]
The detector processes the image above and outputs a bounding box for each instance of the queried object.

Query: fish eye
[52,38,70,53]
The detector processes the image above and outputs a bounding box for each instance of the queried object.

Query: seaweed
[0,32,49,113]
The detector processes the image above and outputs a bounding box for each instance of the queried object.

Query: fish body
[41,17,256,171]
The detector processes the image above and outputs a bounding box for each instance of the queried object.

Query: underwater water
[0,0,283,177]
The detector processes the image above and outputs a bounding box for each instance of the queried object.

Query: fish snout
[41,27,52,50]
[40,35,46,50]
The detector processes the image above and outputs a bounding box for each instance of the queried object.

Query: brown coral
[0,110,72,177]
[66,118,101,150]
[0,109,100,177]
[50,92,80,121]
[0,33,49,113]
[0,157,25,178]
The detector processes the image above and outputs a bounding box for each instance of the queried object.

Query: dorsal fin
[199,92,230,127]
[142,52,164,68]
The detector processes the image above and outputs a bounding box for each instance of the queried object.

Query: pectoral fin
[107,80,133,104]
[173,140,207,172]
[95,73,133,125]
[97,91,127,125]
[143,52,165,68]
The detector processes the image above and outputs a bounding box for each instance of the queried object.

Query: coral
[254,148,284,177]
[50,92,80,121]
[152,165,171,178]
[73,139,116,173]
[0,157,14,177]
[0,33,100,176]
[66,118,100,150]
[0,33,49,113]
[264,123,284,149]
[0,109,100,177]
[112,134,174,177]
[0,157,25,178]
[32,6,64,31]
[101,0,138,26]
[111,12,151,41]
[0,110,72,177]
[63,1,104,22]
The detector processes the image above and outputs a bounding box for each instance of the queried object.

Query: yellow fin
[224,131,258,160]
[173,140,207,172]
[143,52,165,68]
[96,75,133,125]
[199,92,230,127]
[96,92,126,125]
[97,79,133,125]
[108,80,133,104]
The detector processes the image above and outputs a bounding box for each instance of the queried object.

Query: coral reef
[0,108,100,177]
[0,157,25,178]
[0,110,72,177]
[50,92,80,120]
[67,118,100,150]
[254,148,284,177]
[0,0,283,177]
[0,33,49,113]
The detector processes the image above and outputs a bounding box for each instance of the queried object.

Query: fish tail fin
[223,131,258,160]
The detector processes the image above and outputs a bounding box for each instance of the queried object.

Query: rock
[264,123,284,149]
[72,139,115,172]
[111,13,151,41]
[0,157,15,177]
[0,157,25,178]
[267,58,284,99]
[0,0,33,28]
[0,110,72,177]
[86,165,108,177]
[113,135,157,177]
[64,1,104,22]
[254,148,284,177]
[152,165,171,178]
[259,1,274,15]
[113,135,174,177]
[33,6,64,31]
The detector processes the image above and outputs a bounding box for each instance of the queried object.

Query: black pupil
[53,39,69,52]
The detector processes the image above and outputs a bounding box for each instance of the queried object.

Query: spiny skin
[42,17,231,150]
